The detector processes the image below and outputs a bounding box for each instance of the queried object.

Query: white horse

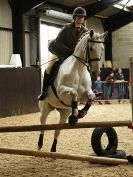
[38,29,108,152]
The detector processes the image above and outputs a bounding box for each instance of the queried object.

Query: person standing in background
[94,75,103,103]
[115,68,125,100]
[103,70,115,102]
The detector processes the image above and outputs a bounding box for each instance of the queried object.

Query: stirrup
[38,92,47,101]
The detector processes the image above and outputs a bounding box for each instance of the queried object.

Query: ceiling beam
[23,0,47,13]
[104,11,133,31]
[83,0,122,18]
[27,0,123,17]
[40,1,72,13]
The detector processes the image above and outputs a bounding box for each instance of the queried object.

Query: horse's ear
[100,31,108,39]
[90,29,94,38]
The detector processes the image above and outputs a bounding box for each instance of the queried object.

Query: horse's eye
[90,47,93,51]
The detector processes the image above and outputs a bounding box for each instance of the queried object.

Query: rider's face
[75,15,85,25]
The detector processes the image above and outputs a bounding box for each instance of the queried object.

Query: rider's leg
[38,55,58,100]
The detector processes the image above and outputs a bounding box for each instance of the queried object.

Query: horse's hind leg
[51,109,70,152]
[38,102,54,150]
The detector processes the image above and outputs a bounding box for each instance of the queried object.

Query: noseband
[73,39,105,67]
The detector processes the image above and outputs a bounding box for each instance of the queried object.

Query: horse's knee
[88,91,95,101]
[70,88,77,98]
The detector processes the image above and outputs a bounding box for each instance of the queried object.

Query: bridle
[73,38,105,67]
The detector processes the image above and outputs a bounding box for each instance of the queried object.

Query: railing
[96,81,130,101]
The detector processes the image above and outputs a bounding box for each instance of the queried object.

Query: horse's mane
[75,31,90,55]
[75,30,102,58]
[78,30,101,44]
[78,31,90,44]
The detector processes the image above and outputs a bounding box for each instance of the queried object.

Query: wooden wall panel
[0,67,41,117]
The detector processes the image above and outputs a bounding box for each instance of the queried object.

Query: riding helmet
[73,7,87,19]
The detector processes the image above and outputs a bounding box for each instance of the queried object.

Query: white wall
[86,17,104,33]
[112,22,133,69]
[87,18,133,70]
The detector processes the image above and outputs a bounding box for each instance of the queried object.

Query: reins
[72,54,89,67]
[37,58,58,68]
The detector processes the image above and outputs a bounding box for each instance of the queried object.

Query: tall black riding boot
[38,71,51,100]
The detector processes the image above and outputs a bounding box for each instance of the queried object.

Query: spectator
[103,70,115,102]
[94,75,103,104]
[94,76,103,96]
[115,68,125,100]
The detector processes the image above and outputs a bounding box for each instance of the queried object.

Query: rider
[38,7,88,100]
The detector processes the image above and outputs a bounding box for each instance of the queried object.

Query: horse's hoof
[51,147,56,152]
[38,141,43,149]
[38,134,44,149]
[68,115,78,126]
[51,139,57,152]
[37,146,42,151]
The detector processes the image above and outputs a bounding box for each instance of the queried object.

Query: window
[119,0,133,7]
[114,0,133,11]
[40,23,61,72]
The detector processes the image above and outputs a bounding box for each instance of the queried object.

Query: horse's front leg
[78,90,95,119]
[51,109,71,152]
[68,99,79,125]
[68,90,79,126]
[58,85,78,126]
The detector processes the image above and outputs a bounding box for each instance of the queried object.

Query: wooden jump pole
[0,120,132,133]
[0,147,129,165]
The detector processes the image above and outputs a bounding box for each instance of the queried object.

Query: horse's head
[74,29,108,79]
[88,29,108,78]
[89,30,108,60]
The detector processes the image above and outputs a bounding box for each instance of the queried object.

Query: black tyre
[91,127,118,156]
